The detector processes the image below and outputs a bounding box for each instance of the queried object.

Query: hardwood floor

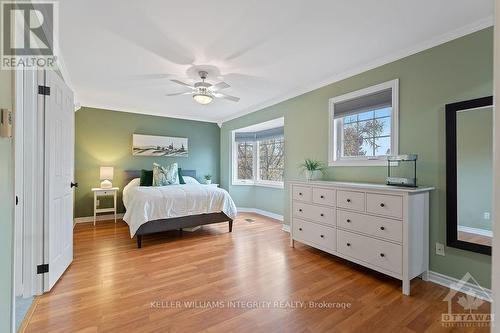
[458,231,492,247]
[25,213,490,333]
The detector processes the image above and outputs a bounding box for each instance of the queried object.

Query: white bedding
[122,179,237,237]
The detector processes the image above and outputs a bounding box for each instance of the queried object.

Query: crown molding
[219,16,494,124]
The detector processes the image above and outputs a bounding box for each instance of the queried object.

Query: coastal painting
[133,134,188,157]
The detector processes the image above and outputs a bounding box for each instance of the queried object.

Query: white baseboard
[428,270,492,301]
[74,213,124,226]
[457,225,493,237]
[281,224,290,233]
[237,207,283,222]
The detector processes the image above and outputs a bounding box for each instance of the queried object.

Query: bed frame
[124,170,233,248]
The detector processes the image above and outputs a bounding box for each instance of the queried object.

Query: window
[329,79,399,166]
[232,119,284,187]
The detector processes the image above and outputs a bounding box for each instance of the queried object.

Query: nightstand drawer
[95,190,115,196]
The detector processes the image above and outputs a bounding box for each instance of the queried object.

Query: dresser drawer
[337,230,402,275]
[293,202,335,226]
[366,193,403,219]
[293,218,336,252]
[312,188,335,206]
[336,190,365,212]
[337,210,402,243]
[292,185,312,202]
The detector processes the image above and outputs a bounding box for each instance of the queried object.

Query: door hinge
[37,264,49,274]
[38,85,51,96]
[15,195,18,205]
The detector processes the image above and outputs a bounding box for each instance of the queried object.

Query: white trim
[457,225,493,238]
[74,213,125,225]
[220,16,493,124]
[281,224,290,233]
[237,207,283,222]
[492,0,500,326]
[428,271,492,301]
[328,79,399,166]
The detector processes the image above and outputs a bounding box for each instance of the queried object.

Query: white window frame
[231,130,284,189]
[328,79,399,166]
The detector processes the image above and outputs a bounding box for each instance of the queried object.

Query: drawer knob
[380,226,385,230]
[346,219,351,223]
[320,213,324,217]
[346,243,351,247]
[299,228,303,231]
[346,199,351,203]
[320,235,324,238]
[320,195,324,199]
[380,203,385,207]
[380,253,385,257]
[299,192,303,196]
[299,209,303,212]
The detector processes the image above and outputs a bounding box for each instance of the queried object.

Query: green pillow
[139,169,153,186]
[178,168,185,184]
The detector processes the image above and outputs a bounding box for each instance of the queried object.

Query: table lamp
[100,166,114,189]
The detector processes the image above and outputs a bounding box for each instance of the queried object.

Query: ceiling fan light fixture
[193,93,213,105]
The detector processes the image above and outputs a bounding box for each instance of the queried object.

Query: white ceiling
[59,0,494,123]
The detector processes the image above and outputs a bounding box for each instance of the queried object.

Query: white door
[42,70,74,291]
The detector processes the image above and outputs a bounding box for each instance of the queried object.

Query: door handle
[71,182,78,188]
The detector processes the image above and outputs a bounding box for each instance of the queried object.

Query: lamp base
[100,180,112,189]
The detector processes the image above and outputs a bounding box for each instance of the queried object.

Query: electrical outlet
[483,212,490,220]
[435,243,445,256]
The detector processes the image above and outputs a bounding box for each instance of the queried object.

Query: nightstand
[91,187,119,226]
[203,183,219,187]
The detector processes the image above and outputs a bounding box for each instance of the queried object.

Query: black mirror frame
[445,96,493,256]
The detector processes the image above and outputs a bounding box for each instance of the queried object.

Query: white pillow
[183,176,200,184]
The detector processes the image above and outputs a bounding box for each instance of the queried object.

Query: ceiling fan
[167,71,240,105]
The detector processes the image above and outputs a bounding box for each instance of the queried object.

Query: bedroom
[0,0,499,332]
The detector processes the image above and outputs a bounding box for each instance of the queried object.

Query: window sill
[329,159,388,167]
[232,181,284,189]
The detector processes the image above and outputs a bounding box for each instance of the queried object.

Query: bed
[122,170,237,248]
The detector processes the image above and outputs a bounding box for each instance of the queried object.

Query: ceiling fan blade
[210,81,231,91]
[171,79,195,89]
[166,91,192,96]
[214,92,240,102]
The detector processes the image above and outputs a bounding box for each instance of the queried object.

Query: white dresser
[289,181,434,295]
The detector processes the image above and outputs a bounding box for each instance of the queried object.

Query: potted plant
[300,159,325,181]
[204,174,212,185]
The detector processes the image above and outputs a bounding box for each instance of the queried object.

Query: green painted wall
[457,107,493,231]
[0,69,13,332]
[75,107,220,218]
[221,28,493,287]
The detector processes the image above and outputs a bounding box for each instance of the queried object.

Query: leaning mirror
[446,96,493,255]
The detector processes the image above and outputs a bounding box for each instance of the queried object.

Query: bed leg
[229,220,233,232]
[179,228,183,236]
[137,235,142,249]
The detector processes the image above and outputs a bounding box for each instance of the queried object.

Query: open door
[41,70,75,291]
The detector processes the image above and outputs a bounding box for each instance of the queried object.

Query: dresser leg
[402,279,411,295]
[290,238,294,248]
